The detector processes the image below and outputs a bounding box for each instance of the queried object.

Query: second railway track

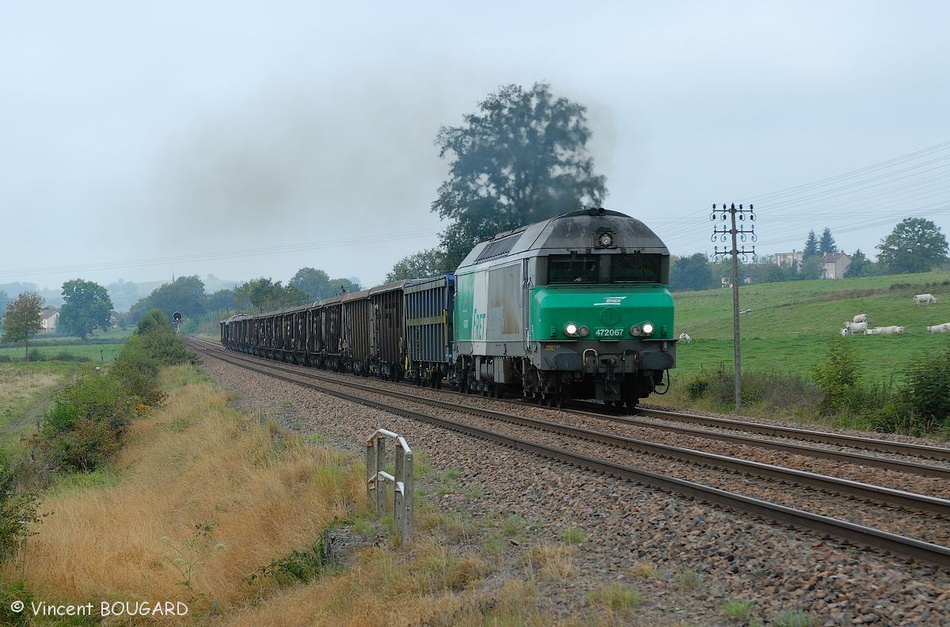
[190,338,950,567]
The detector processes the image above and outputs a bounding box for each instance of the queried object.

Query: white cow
[839,328,851,337]
[852,314,868,324]
[844,321,868,333]
[914,294,938,306]
[678,332,691,343]
[866,326,904,335]
[927,323,950,333]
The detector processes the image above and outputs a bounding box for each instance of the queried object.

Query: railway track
[570,406,950,481]
[189,338,950,567]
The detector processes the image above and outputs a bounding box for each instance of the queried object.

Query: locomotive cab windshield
[547,252,667,285]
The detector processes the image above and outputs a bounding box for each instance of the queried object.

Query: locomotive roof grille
[473,233,520,262]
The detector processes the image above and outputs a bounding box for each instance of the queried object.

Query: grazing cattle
[844,321,868,333]
[678,332,691,343]
[866,326,904,335]
[927,323,950,333]
[914,294,938,306]
[852,314,868,324]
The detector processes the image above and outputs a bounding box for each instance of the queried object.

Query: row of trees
[1,279,116,358]
[127,270,360,325]
[1,267,361,356]
[669,217,949,292]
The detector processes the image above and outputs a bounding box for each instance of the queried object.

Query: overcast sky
[3,1,949,292]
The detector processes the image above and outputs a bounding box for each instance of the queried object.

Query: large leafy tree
[844,249,880,278]
[432,82,607,269]
[235,278,308,312]
[289,267,332,301]
[129,276,207,324]
[205,288,236,314]
[2,292,44,360]
[669,254,714,291]
[328,278,360,297]
[59,279,114,340]
[762,261,797,283]
[876,217,949,274]
[386,248,447,282]
[799,256,824,280]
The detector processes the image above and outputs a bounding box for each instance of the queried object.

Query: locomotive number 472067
[594,328,625,337]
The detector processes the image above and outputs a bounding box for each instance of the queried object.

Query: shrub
[133,310,196,365]
[40,374,134,472]
[245,536,330,587]
[682,368,821,416]
[811,337,860,414]
[872,347,950,436]
[903,346,950,433]
[685,376,710,399]
[0,454,41,562]
[112,336,166,406]
[39,310,194,472]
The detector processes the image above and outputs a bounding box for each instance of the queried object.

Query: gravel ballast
[198,354,950,626]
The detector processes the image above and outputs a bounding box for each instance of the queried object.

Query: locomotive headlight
[642,322,655,335]
[565,322,579,336]
[629,325,642,336]
[579,326,590,337]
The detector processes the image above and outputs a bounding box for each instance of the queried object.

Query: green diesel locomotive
[453,207,676,408]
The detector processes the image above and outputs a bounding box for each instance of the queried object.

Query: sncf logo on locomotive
[593,296,627,306]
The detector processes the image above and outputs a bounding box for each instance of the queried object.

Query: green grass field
[0,328,132,363]
[0,362,95,458]
[671,270,950,386]
[0,343,124,363]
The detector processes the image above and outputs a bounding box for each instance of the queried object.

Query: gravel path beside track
[198,355,950,626]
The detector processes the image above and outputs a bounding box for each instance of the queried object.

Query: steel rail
[635,406,950,461]
[569,408,950,480]
[195,340,950,512]
[193,340,950,567]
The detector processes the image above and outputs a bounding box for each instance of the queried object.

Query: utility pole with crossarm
[712,203,757,413]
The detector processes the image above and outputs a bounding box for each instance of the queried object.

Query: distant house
[40,308,59,333]
[822,253,852,279]
[773,251,803,268]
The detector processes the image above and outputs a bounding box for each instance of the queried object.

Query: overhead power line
[661,139,950,255]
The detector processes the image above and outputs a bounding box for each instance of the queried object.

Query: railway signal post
[712,203,757,413]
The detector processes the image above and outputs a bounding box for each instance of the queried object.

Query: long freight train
[220,208,677,408]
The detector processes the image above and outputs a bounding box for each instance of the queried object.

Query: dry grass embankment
[8,367,605,626]
[6,366,366,622]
